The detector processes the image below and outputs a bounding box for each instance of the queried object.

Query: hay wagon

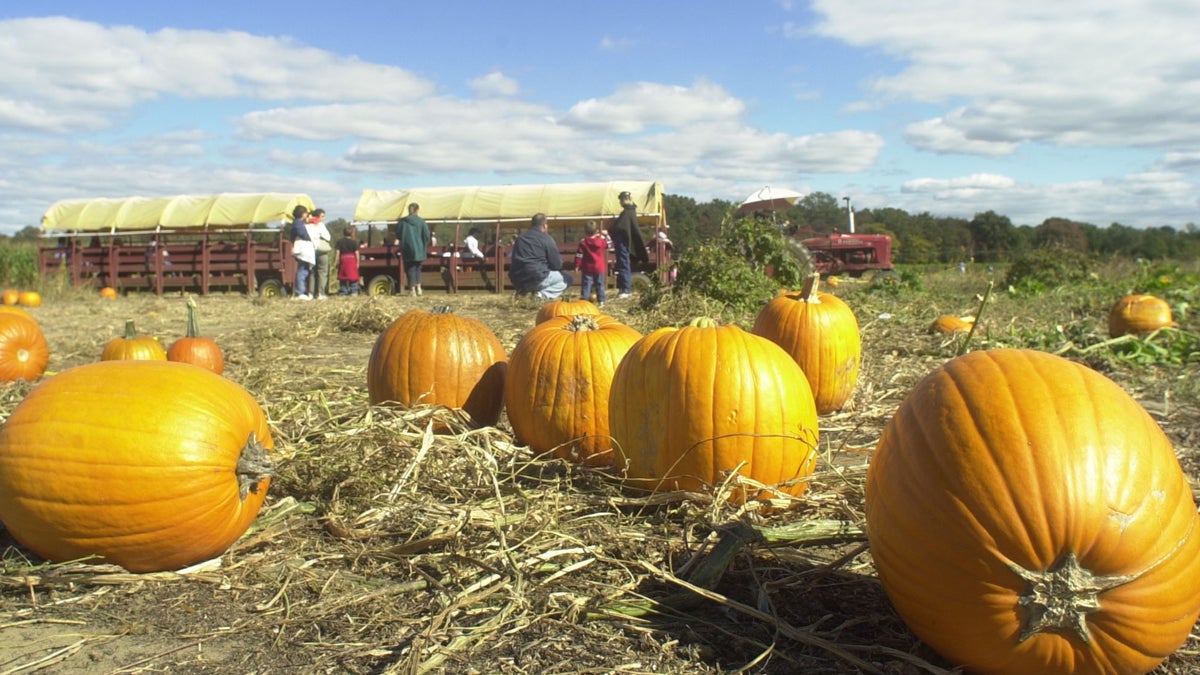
[351,180,673,296]
[37,193,315,296]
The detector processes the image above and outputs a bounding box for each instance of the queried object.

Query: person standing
[396,203,432,296]
[309,208,333,299]
[289,204,314,300]
[508,213,572,300]
[575,220,608,307]
[335,226,361,296]
[610,190,648,299]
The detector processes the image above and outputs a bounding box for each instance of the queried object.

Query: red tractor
[791,231,895,279]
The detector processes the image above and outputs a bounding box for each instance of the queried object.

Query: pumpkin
[167,296,224,374]
[506,314,641,465]
[0,313,49,382]
[1,289,18,306]
[866,349,1200,674]
[1108,294,1174,337]
[928,315,975,334]
[367,306,507,428]
[752,273,861,414]
[0,360,274,572]
[608,320,819,504]
[102,319,167,361]
[17,291,41,308]
[0,306,33,321]
[535,298,602,324]
[99,287,119,300]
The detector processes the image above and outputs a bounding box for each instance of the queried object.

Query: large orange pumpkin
[167,297,224,374]
[367,306,507,428]
[866,349,1200,674]
[752,273,861,414]
[0,313,49,382]
[0,361,274,572]
[101,319,167,361]
[535,298,602,324]
[608,321,819,504]
[1108,294,1174,337]
[506,314,641,466]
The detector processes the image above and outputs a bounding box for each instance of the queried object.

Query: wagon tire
[367,275,396,296]
[258,278,286,298]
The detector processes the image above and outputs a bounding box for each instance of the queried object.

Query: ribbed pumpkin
[752,273,861,414]
[167,297,224,374]
[535,298,602,324]
[0,306,33,321]
[928,315,975,334]
[609,320,819,504]
[1108,294,1174,337]
[0,313,49,382]
[102,319,167,361]
[367,306,507,428]
[17,291,41,308]
[506,314,641,466]
[0,361,275,573]
[866,349,1200,674]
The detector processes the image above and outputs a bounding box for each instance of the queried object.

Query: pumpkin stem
[800,272,821,303]
[566,315,600,332]
[688,316,719,328]
[236,432,275,500]
[184,295,201,338]
[122,319,138,339]
[956,280,993,356]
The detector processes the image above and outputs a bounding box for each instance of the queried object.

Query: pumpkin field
[0,258,1198,674]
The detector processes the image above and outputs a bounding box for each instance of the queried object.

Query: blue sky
[3,0,1199,233]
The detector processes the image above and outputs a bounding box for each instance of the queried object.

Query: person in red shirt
[575,220,609,307]
[335,226,362,296]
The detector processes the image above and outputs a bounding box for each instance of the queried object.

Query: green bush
[0,242,39,289]
[669,216,800,313]
[1004,247,1093,295]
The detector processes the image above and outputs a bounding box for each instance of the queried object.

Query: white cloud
[0,17,433,134]
[904,117,1019,156]
[470,71,520,98]
[809,0,1200,153]
[563,80,746,133]
[599,35,634,51]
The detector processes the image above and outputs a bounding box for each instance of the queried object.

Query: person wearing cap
[610,190,648,298]
[508,212,573,300]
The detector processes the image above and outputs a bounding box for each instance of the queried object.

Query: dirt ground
[0,284,1198,674]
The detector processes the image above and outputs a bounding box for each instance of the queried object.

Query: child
[335,226,361,296]
[575,220,608,307]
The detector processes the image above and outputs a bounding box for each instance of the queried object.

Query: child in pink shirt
[575,220,609,306]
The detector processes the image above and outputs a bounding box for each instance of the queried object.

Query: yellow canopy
[354,181,665,228]
[41,193,315,232]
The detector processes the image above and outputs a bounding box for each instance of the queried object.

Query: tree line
[663,192,1200,264]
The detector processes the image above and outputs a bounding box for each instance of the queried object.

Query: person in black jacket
[508,213,573,300]
[610,191,648,298]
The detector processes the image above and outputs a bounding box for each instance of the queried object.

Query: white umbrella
[737,186,804,214]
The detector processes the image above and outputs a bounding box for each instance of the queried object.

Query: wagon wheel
[258,278,286,298]
[630,272,653,295]
[367,275,396,296]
